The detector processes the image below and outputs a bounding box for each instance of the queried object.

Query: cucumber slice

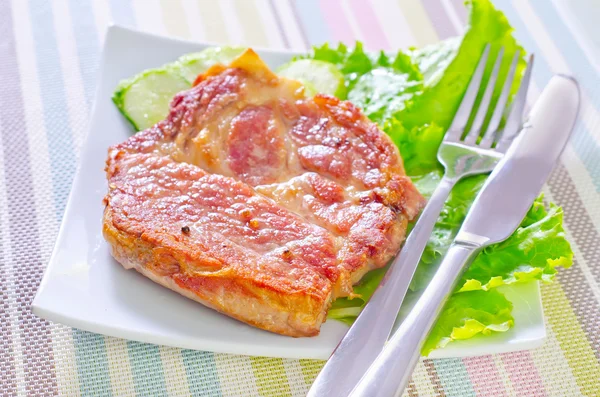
[301,81,319,97]
[177,46,246,83]
[113,46,246,131]
[113,67,189,131]
[277,59,346,98]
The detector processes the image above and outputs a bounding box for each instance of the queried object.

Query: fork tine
[479,50,521,148]
[463,47,505,145]
[444,44,491,142]
[496,54,534,152]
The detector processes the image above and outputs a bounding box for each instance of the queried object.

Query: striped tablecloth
[1,0,599,396]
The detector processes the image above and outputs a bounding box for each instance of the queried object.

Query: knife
[349,74,580,397]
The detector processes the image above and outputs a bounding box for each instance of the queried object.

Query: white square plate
[32,25,545,360]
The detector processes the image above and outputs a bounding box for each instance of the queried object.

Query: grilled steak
[103,50,425,336]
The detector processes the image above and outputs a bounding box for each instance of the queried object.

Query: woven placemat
[0,0,598,395]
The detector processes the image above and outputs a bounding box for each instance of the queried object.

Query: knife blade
[349,74,580,397]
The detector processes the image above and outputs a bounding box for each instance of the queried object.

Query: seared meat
[103,50,425,336]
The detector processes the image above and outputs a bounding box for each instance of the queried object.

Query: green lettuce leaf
[399,0,526,131]
[303,42,421,93]
[460,201,573,291]
[303,0,573,355]
[384,120,444,176]
[302,43,423,111]
[348,68,422,124]
[422,289,514,356]
[409,37,461,87]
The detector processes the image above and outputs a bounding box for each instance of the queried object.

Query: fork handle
[350,242,482,397]
[307,176,458,397]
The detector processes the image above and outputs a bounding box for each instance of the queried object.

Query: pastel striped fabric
[0,0,599,396]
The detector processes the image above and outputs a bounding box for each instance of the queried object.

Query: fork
[307,44,533,397]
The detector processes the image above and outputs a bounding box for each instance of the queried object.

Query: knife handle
[350,242,482,397]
